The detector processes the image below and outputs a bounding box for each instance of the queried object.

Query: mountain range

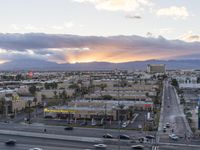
[1,59,200,71]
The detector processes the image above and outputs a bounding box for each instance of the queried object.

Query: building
[44,99,153,121]
[147,64,166,74]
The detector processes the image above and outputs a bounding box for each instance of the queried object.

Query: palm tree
[33,97,37,117]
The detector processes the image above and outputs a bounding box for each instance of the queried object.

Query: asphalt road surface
[159,81,190,143]
[0,121,155,140]
[0,134,150,150]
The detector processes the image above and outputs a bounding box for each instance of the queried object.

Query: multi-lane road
[0,122,149,139]
[159,80,192,143]
[0,134,134,150]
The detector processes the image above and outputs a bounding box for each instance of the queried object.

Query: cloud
[10,22,75,32]
[156,28,174,35]
[64,22,74,28]
[73,0,152,12]
[125,14,142,19]
[179,32,200,42]
[156,6,189,19]
[0,33,200,63]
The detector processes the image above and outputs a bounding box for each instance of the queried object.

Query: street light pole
[28,100,31,124]
[117,70,121,150]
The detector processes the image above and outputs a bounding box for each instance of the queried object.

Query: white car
[29,148,43,150]
[169,134,178,140]
[122,122,127,128]
[93,144,107,149]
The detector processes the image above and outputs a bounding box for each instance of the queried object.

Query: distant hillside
[1,59,200,71]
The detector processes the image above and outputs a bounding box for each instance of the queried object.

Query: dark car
[64,126,74,130]
[80,122,87,126]
[118,134,130,140]
[5,139,16,146]
[145,135,155,139]
[131,145,144,149]
[166,123,170,128]
[103,133,113,139]
[163,127,166,133]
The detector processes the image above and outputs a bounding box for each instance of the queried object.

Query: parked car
[131,145,144,149]
[64,126,74,130]
[80,122,87,126]
[91,122,97,126]
[93,144,107,149]
[102,133,113,139]
[118,134,130,140]
[5,139,16,146]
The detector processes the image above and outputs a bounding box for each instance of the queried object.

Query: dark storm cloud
[0,33,200,62]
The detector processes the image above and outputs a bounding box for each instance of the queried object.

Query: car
[96,123,104,126]
[93,144,107,149]
[163,126,166,132]
[121,122,128,128]
[29,148,43,150]
[44,116,53,119]
[91,122,97,126]
[131,145,144,149]
[166,122,170,128]
[64,126,74,130]
[145,135,155,139]
[4,120,9,123]
[5,139,16,146]
[80,122,87,126]
[138,137,148,143]
[102,133,113,139]
[169,134,178,140]
[118,134,130,140]
[138,124,142,129]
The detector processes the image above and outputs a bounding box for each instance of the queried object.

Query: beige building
[44,99,153,121]
[147,64,166,74]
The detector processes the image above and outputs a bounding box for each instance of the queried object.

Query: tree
[101,95,112,100]
[29,85,37,95]
[54,91,58,99]
[68,83,79,90]
[128,106,134,119]
[99,83,107,91]
[15,74,24,81]
[197,77,200,84]
[44,83,50,89]
[171,79,179,87]
[33,97,38,116]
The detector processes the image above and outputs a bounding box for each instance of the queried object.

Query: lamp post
[28,100,32,124]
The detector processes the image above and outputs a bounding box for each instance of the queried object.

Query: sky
[0,0,200,64]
